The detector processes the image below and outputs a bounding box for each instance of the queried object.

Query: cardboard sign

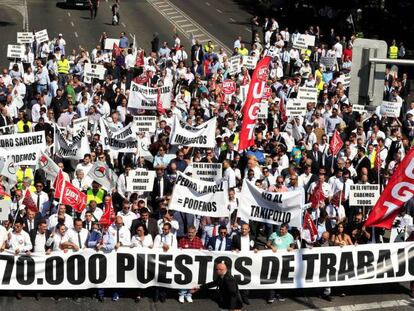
[35,29,49,43]
[380,101,402,118]
[300,34,315,47]
[17,32,34,44]
[84,63,106,80]
[338,73,351,88]
[286,99,307,116]
[292,37,307,50]
[192,163,222,183]
[133,115,157,133]
[242,56,258,70]
[72,117,89,134]
[257,101,269,119]
[104,38,120,50]
[126,169,156,192]
[228,56,241,76]
[349,184,380,206]
[320,56,336,68]
[297,87,318,103]
[352,104,367,114]
[7,45,25,59]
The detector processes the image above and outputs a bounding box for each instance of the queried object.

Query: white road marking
[74,32,78,38]
[169,15,182,19]
[157,4,169,8]
[67,12,71,17]
[121,22,126,27]
[179,24,193,28]
[174,19,187,23]
[245,27,252,32]
[297,299,412,311]
[205,2,210,6]
[216,8,222,13]
[70,21,75,27]
[162,7,175,12]
[229,17,235,22]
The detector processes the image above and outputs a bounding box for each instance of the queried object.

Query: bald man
[193,263,243,310]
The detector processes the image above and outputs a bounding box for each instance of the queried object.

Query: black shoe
[53,295,60,302]
[153,296,159,303]
[242,297,250,305]
[35,293,41,301]
[410,292,414,299]
[276,294,286,302]
[135,296,141,303]
[321,294,332,302]
[98,296,105,302]
[16,292,22,300]
[73,297,81,303]
[160,296,166,303]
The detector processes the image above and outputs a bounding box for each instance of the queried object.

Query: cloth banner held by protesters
[169,171,229,217]
[87,161,118,191]
[238,179,304,227]
[170,116,217,148]
[365,147,414,229]
[99,119,138,153]
[128,81,172,110]
[54,126,90,160]
[0,242,413,289]
[238,56,271,151]
[0,131,46,165]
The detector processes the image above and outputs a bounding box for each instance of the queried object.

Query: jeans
[178,289,191,298]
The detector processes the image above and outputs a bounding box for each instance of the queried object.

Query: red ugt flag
[365,147,414,229]
[238,56,271,151]
[22,190,38,213]
[303,210,318,242]
[100,197,115,227]
[60,181,87,213]
[329,130,343,156]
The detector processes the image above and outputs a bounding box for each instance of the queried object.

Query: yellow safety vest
[17,120,32,133]
[238,48,249,56]
[389,46,398,59]
[16,168,34,189]
[87,188,105,205]
[204,44,214,54]
[57,59,69,74]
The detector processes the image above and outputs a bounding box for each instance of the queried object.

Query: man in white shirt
[223,160,236,189]
[154,222,177,251]
[108,216,131,248]
[80,200,103,222]
[117,200,137,230]
[8,220,32,255]
[31,182,50,218]
[0,222,7,251]
[65,218,89,251]
[47,204,74,231]
[76,154,93,176]
[30,219,54,254]
[117,165,131,200]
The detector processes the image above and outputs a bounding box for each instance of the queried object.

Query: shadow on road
[0,21,16,27]
[56,3,89,10]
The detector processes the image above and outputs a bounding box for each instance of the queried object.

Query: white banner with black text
[170,116,217,148]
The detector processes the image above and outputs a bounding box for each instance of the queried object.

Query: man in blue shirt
[119,32,129,49]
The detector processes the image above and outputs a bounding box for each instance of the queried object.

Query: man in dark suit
[194,262,243,310]
[23,208,42,233]
[151,167,173,210]
[29,219,53,253]
[231,223,256,305]
[307,143,323,174]
[191,43,204,65]
[354,147,371,178]
[130,208,158,240]
[82,211,94,232]
[219,142,240,162]
[207,225,232,251]
[0,107,11,127]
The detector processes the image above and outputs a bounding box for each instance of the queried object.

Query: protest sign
[104,38,120,50]
[292,36,307,50]
[35,29,49,43]
[170,116,217,148]
[352,104,367,115]
[380,101,402,118]
[7,45,25,59]
[239,179,304,227]
[349,184,380,206]
[17,32,34,44]
[300,34,315,47]
[100,119,138,153]
[257,101,269,119]
[0,132,46,165]
[72,116,89,135]
[242,56,258,70]
[297,87,318,103]
[169,171,229,217]
[286,99,307,116]
[133,115,157,134]
[192,163,222,183]
[228,56,241,75]
[55,127,90,160]
[320,56,336,68]
[84,63,106,80]
[0,242,413,290]
[265,45,279,58]
[126,169,156,192]
[128,82,171,110]
[222,79,236,95]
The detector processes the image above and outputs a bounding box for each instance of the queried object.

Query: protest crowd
[0,10,413,307]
